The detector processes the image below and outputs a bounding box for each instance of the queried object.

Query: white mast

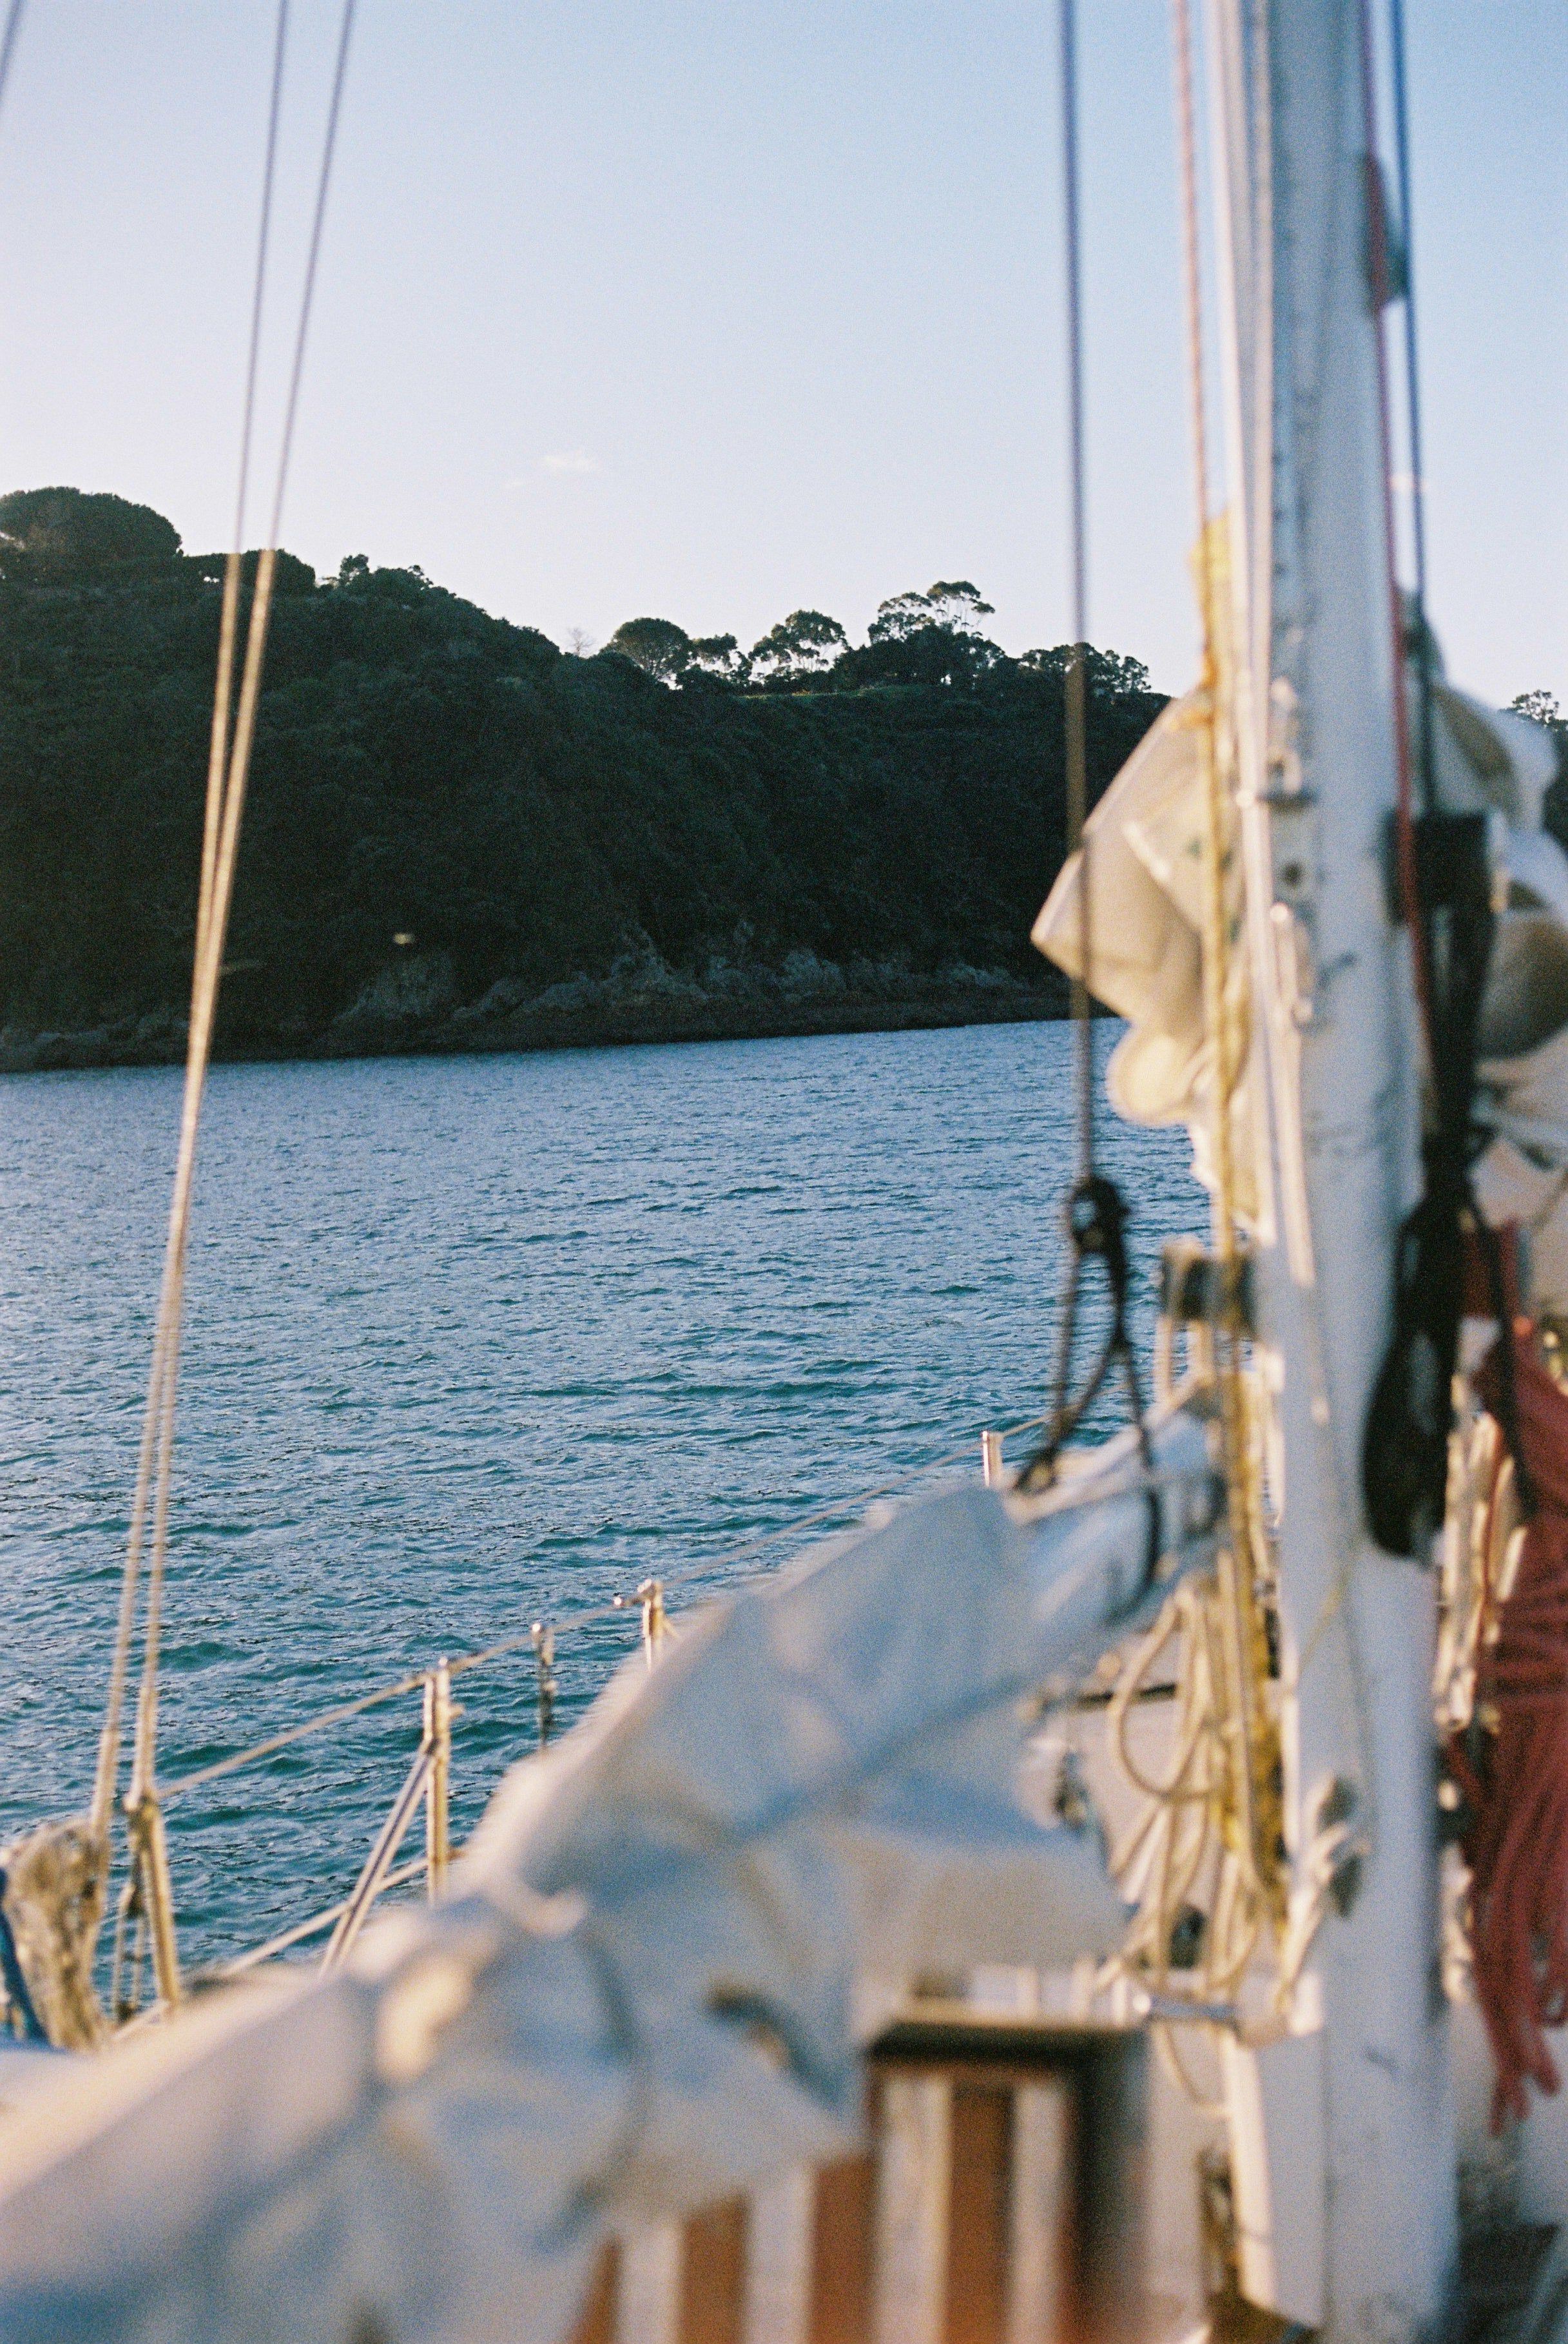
[1206,4,1455,2338]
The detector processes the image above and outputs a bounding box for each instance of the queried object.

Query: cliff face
[0,535,1161,1070]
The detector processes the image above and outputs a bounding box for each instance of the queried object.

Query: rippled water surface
[0,1022,1199,1965]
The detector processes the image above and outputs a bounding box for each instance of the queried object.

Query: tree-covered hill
[0,489,1167,1069]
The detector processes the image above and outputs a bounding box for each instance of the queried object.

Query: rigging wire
[1023,2,1156,1585]
[1388,0,1435,819]
[128,0,360,1841]
[1058,0,1094,1183]
[0,0,25,128]
[266,0,357,552]
[1359,0,1514,1557]
[195,1,290,986]
[1357,0,1431,1054]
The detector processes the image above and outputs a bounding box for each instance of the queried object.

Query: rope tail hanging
[1018,0,1156,1596]
[89,0,360,2011]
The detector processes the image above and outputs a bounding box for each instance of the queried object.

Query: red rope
[1451,1335,1568,2126]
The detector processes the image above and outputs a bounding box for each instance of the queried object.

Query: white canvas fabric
[1031,692,1208,1134]
[1033,619,1562,1259]
[0,1407,1220,2344]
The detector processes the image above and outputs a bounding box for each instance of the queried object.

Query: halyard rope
[1171,0,1275,1936]
[92,0,291,1842]
[93,0,360,1863]
[1089,2,1288,2104]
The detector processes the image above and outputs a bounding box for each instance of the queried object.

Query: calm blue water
[0,1022,1199,1968]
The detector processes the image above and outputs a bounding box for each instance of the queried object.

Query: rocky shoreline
[0,949,1068,1075]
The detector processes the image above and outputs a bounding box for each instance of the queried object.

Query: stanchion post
[532,1622,557,1749]
[638,1578,667,1668]
[425,1660,452,1899]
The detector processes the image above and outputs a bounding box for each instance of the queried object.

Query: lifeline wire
[158,1411,1058,1806]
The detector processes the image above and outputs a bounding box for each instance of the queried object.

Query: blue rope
[0,1870,48,2044]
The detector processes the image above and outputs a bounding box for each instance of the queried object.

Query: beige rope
[93,0,357,1887]
[1174,0,1281,1928]
[1091,6,1285,2091]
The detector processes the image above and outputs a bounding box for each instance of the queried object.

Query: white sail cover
[1036,621,1563,1260]
[0,1408,1219,2344]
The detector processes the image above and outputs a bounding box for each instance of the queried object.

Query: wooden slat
[1007,2083,1069,2344]
[873,2075,953,2344]
[807,2154,878,2344]
[621,2223,684,2344]
[568,2240,621,2344]
[1066,2035,1146,2344]
[944,2084,1012,2344]
[742,2167,816,2344]
[578,2023,1137,2344]
[679,2197,749,2344]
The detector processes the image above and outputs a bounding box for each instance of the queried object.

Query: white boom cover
[0,1408,1218,2344]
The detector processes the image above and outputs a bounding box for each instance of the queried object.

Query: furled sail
[1036,604,1562,1257]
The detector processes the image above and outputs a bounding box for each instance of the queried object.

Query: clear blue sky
[0,2,1560,702]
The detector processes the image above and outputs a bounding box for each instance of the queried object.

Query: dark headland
[0,488,1176,1074]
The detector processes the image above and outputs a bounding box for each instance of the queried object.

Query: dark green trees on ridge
[0,491,1168,1056]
